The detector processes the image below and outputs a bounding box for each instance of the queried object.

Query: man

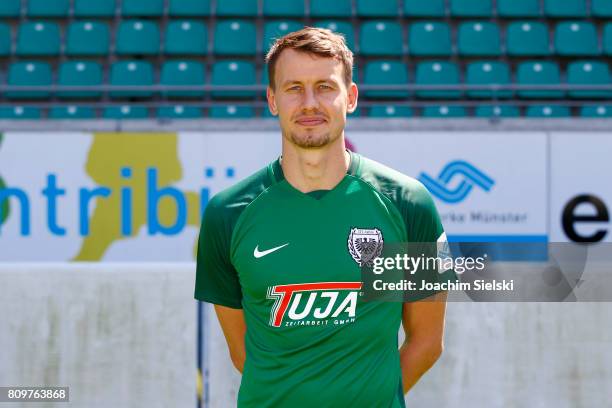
[195,27,449,407]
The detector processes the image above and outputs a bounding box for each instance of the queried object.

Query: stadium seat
[363,61,409,99]
[27,0,68,17]
[517,61,563,99]
[16,22,60,56]
[210,105,255,118]
[58,61,103,99]
[211,61,257,99]
[165,21,207,55]
[567,61,611,99]
[160,61,205,98]
[422,105,467,117]
[475,105,520,118]
[408,22,452,56]
[457,22,501,56]
[310,0,352,17]
[0,107,41,119]
[66,22,110,56]
[264,0,304,16]
[216,0,257,16]
[169,0,210,16]
[157,105,203,119]
[263,21,303,53]
[404,0,445,17]
[368,105,413,117]
[466,61,512,99]
[555,22,600,56]
[314,21,355,50]
[214,21,256,55]
[580,105,612,117]
[103,106,149,119]
[359,21,403,56]
[450,0,492,17]
[49,106,96,119]
[497,0,540,17]
[122,0,163,16]
[0,0,20,17]
[544,0,586,17]
[356,0,398,17]
[6,62,53,99]
[109,61,154,99]
[605,23,612,55]
[74,0,115,17]
[506,22,551,56]
[415,61,461,99]
[0,24,11,56]
[592,0,612,17]
[116,20,160,55]
[526,105,570,117]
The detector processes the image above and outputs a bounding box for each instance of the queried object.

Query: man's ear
[266,86,278,116]
[346,82,358,114]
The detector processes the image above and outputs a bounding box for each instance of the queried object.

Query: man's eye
[319,84,332,90]
[288,86,301,91]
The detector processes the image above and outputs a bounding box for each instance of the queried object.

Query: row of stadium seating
[2,0,612,18]
[2,60,609,100]
[2,20,612,57]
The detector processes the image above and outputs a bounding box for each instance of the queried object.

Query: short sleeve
[194,195,243,308]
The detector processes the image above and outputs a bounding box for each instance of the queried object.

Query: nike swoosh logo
[253,243,289,259]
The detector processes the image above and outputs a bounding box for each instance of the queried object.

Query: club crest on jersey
[348,228,384,267]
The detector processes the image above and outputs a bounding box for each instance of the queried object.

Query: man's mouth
[296,117,326,126]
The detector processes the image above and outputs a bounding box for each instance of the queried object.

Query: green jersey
[195,151,447,408]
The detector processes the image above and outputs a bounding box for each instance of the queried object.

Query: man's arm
[400,291,447,393]
[214,305,247,373]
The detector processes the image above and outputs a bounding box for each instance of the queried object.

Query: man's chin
[289,131,331,148]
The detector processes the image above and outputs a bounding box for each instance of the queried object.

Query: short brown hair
[265,27,354,90]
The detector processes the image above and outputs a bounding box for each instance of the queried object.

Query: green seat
[517,61,563,99]
[157,105,203,119]
[263,21,303,53]
[592,0,612,17]
[66,21,110,56]
[109,61,154,99]
[369,105,413,117]
[16,22,60,56]
[160,61,205,98]
[404,0,445,16]
[450,0,492,17]
[122,0,163,16]
[216,0,257,16]
[555,22,599,56]
[363,61,409,99]
[458,21,501,56]
[360,21,403,56]
[211,61,256,99]
[415,61,461,99]
[104,106,149,119]
[313,21,355,50]
[422,105,467,117]
[526,105,570,117]
[0,0,20,17]
[567,61,611,99]
[49,106,96,119]
[210,105,254,118]
[214,21,256,55]
[165,21,207,55]
[169,0,210,16]
[580,105,612,117]
[605,23,612,55]
[264,0,304,16]
[116,20,160,55]
[74,0,115,17]
[58,61,103,99]
[409,22,451,56]
[497,0,540,17]
[506,21,550,56]
[27,0,68,17]
[475,105,520,118]
[6,62,52,99]
[0,24,11,56]
[544,0,586,17]
[0,107,41,119]
[310,0,352,17]
[357,0,398,17]
[466,61,512,99]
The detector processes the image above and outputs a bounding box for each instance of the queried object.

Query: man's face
[267,49,358,148]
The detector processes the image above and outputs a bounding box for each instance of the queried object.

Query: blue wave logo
[419,160,495,203]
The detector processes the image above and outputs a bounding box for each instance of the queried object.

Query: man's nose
[302,88,319,111]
